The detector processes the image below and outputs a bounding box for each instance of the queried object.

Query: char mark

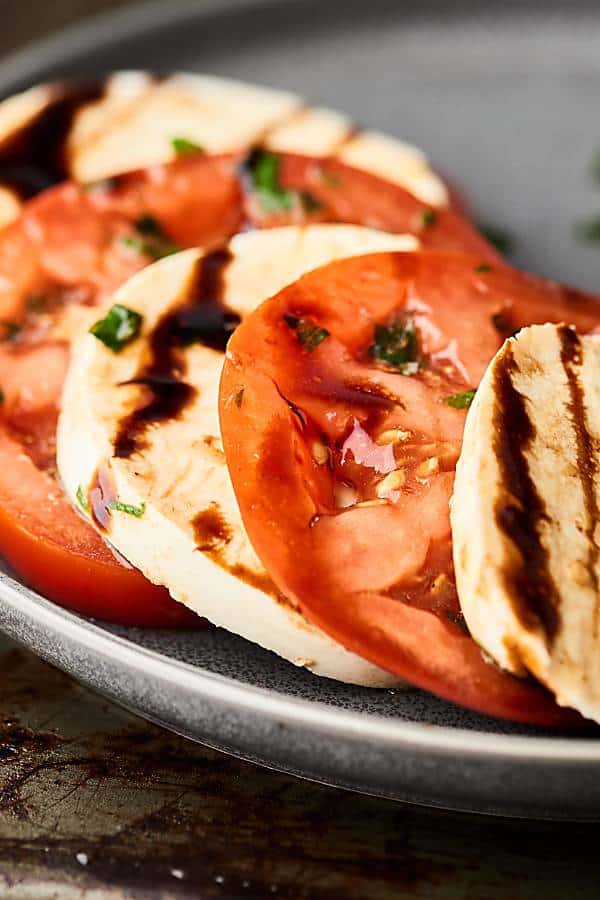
[192,502,232,553]
[558,325,599,595]
[492,342,561,642]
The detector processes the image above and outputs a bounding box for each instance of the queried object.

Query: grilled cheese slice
[57,224,417,686]
[452,323,600,721]
[0,72,448,227]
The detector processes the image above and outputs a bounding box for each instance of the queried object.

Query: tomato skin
[220,250,600,725]
[0,149,498,629]
[277,155,502,262]
[0,498,200,627]
[0,424,199,627]
[0,342,201,628]
[0,142,594,633]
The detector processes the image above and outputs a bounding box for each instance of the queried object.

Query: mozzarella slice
[57,225,418,686]
[452,323,600,721]
[0,71,448,228]
[0,83,59,228]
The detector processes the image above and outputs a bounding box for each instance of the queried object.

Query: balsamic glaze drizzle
[114,247,238,458]
[0,82,106,199]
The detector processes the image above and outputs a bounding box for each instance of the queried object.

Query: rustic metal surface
[0,634,598,899]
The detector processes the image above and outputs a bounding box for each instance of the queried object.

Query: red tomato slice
[270,154,501,261]
[0,342,198,626]
[220,251,600,724]
[0,147,501,627]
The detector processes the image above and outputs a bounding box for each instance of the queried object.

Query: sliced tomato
[219,251,600,724]
[0,139,590,630]
[0,154,250,626]
[0,343,197,626]
[0,147,504,627]
[275,155,501,261]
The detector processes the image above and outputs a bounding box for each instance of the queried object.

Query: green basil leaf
[89,304,143,352]
[444,389,476,409]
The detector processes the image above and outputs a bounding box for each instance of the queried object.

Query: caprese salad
[1,72,599,726]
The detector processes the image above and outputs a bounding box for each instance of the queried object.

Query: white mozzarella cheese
[0,83,58,228]
[68,73,301,183]
[337,131,448,208]
[452,323,600,722]
[57,225,418,686]
[0,72,448,228]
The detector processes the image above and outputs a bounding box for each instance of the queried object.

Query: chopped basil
[76,484,90,513]
[369,316,420,375]
[0,387,4,404]
[444,389,476,409]
[171,136,204,156]
[119,215,181,259]
[108,499,146,517]
[479,224,514,255]
[420,208,437,228]
[1,321,21,342]
[119,235,144,252]
[89,304,142,352]
[474,263,493,273]
[235,388,245,408]
[284,314,330,352]
[246,150,320,214]
[575,215,600,243]
[248,150,294,212]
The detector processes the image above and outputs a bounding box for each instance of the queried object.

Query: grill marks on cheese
[114,248,235,458]
[1,74,475,261]
[492,342,562,641]
[0,78,384,202]
[192,502,233,553]
[559,328,600,603]
[190,501,277,597]
[492,327,600,646]
[453,323,600,721]
[0,81,107,199]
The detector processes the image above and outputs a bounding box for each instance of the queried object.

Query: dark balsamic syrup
[0,82,106,199]
[114,247,238,458]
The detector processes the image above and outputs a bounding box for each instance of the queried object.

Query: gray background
[0,0,131,55]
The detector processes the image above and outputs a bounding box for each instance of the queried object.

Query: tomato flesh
[220,251,600,724]
[0,147,498,627]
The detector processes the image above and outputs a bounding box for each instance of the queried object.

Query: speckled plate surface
[1,0,600,820]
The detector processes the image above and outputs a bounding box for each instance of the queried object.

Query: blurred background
[0,0,131,54]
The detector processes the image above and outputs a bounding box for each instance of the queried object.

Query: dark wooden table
[0,636,598,899]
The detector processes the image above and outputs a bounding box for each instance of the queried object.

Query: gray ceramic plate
[1,0,600,820]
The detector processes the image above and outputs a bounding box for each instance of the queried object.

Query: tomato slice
[0,342,198,626]
[275,154,501,261]
[0,145,501,627]
[220,251,600,724]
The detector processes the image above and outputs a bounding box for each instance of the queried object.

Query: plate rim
[0,0,299,96]
[1,574,599,761]
[2,0,600,96]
